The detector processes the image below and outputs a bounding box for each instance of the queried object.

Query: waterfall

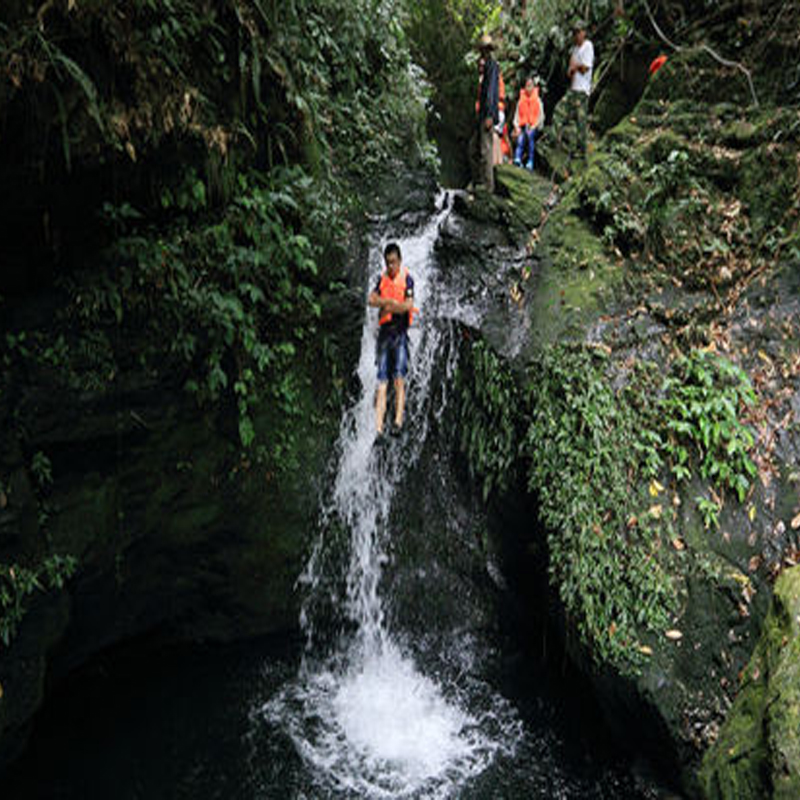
[261,194,520,798]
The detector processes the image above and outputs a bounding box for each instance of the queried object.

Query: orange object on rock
[649,54,667,76]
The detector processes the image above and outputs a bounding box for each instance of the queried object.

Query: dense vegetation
[0,0,435,647]
[456,340,759,671]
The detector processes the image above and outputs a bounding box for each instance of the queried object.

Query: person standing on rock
[561,19,594,160]
[476,33,500,193]
[368,242,416,437]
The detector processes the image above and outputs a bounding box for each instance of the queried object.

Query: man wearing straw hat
[476,33,500,192]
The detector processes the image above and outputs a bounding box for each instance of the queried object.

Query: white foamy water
[261,194,521,797]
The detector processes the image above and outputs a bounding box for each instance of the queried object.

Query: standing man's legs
[480,123,495,193]
[575,93,588,158]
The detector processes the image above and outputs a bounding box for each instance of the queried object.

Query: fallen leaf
[671,538,686,551]
[609,622,617,637]
[748,555,762,573]
[638,645,653,656]
[665,629,683,641]
[627,515,638,529]
[648,504,663,519]
[791,512,800,530]
[748,505,756,522]
[649,479,664,497]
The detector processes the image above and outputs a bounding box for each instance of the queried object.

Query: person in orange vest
[368,242,416,436]
[512,75,544,170]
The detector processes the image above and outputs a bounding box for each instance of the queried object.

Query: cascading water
[261,195,522,798]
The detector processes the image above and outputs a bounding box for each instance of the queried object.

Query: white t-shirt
[570,40,594,95]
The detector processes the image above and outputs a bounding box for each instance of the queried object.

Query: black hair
[384,242,402,260]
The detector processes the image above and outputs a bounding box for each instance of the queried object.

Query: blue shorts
[376,332,409,382]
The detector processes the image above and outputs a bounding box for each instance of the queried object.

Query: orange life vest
[516,87,541,128]
[378,267,415,327]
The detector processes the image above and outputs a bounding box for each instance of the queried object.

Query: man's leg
[375,382,388,434]
[480,124,495,192]
[576,93,588,158]
[514,129,524,166]
[394,378,406,428]
[375,340,390,435]
[526,128,536,169]
[392,333,409,430]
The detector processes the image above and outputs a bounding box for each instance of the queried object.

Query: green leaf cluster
[0,555,77,648]
[662,349,757,507]
[455,339,521,501]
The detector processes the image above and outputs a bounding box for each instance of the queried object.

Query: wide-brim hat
[477,33,495,51]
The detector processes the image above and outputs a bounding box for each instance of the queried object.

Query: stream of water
[261,195,525,798]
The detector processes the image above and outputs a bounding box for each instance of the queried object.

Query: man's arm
[368,292,412,314]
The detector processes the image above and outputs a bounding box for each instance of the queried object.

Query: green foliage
[524,345,676,671]
[455,340,759,672]
[0,556,77,647]
[662,350,757,502]
[499,0,617,87]
[68,166,327,461]
[455,339,521,501]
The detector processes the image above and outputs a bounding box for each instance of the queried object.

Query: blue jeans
[515,126,536,167]
[376,331,409,382]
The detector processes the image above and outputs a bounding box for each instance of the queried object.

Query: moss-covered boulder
[700,566,800,800]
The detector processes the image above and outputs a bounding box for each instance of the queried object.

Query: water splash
[261,194,522,797]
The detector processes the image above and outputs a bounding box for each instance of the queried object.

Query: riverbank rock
[700,566,800,800]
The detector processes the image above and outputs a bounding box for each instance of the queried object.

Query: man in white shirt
[561,19,594,159]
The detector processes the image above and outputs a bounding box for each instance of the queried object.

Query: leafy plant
[0,555,77,647]
[662,350,757,502]
[523,345,676,671]
[455,339,521,501]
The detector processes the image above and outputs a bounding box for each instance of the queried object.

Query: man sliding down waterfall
[368,242,417,437]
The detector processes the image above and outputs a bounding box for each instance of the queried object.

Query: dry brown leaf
[665,629,683,641]
[791,512,800,530]
[671,538,686,551]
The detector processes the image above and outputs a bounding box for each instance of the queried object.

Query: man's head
[384,242,402,278]
[572,20,587,45]
[478,33,494,57]
[524,75,535,93]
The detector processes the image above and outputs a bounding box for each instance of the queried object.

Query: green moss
[700,567,800,799]
[528,197,621,349]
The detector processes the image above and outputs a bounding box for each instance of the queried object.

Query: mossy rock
[700,566,800,800]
